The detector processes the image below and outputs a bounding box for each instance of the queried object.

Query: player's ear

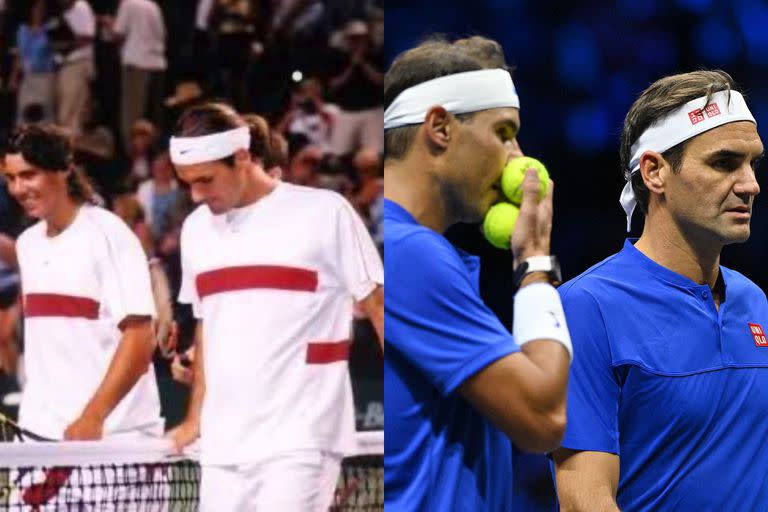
[422,106,453,153]
[233,148,251,171]
[639,151,666,194]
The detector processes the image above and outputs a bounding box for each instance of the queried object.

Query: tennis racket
[0,412,55,442]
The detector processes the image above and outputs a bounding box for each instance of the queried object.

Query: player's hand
[511,168,554,266]
[166,420,199,454]
[64,414,104,441]
[170,347,194,386]
[157,320,178,357]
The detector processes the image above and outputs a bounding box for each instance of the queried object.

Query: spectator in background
[102,0,167,152]
[351,146,382,240]
[76,98,116,162]
[136,152,181,244]
[276,77,336,154]
[208,0,262,110]
[271,0,325,46]
[19,103,46,125]
[195,0,215,35]
[328,19,384,155]
[52,0,96,135]
[112,188,153,256]
[126,119,157,181]
[75,98,118,197]
[0,234,19,381]
[288,143,322,187]
[9,0,56,126]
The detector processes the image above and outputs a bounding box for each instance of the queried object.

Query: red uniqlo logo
[688,109,705,124]
[688,103,722,125]
[749,323,767,347]
[704,103,721,117]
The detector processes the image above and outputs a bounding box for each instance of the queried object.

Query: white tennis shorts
[200,450,343,511]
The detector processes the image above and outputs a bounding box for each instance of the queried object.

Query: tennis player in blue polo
[553,70,768,510]
[384,36,572,511]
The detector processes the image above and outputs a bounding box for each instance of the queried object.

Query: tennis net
[0,431,383,511]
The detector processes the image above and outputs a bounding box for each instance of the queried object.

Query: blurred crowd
[0,0,384,428]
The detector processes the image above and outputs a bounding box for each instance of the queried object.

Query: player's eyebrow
[707,149,747,158]
[495,118,520,133]
[705,149,755,161]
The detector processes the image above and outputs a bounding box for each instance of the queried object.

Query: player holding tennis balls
[484,156,550,249]
[385,34,570,511]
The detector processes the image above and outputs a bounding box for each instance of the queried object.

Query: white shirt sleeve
[178,221,202,319]
[96,218,156,324]
[65,1,96,37]
[332,198,384,301]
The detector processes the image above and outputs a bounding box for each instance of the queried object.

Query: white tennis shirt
[179,182,383,465]
[17,205,162,439]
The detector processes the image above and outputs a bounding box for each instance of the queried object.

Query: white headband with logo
[620,89,755,231]
[170,127,251,165]
[383,69,520,130]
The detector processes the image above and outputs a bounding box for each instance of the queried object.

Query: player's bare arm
[459,168,569,453]
[65,315,155,440]
[553,448,620,512]
[166,321,204,452]
[359,285,383,352]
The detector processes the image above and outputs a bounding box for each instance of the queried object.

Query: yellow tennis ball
[483,202,520,250]
[501,156,549,206]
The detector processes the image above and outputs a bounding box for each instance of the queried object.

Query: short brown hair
[384,35,512,161]
[5,124,95,203]
[620,70,739,215]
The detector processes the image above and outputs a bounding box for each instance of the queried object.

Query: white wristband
[513,282,572,360]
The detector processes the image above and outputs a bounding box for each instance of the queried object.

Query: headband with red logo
[620,90,756,231]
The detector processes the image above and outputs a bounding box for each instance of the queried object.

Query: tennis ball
[501,156,549,206]
[483,202,520,250]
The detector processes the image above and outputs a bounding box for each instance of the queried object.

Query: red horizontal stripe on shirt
[196,265,319,299]
[24,293,100,320]
[306,340,351,364]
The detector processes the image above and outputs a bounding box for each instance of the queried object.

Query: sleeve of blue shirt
[386,230,519,396]
[559,284,620,454]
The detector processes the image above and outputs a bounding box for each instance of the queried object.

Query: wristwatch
[513,255,562,290]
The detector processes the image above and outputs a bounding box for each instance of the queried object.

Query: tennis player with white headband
[384,35,571,510]
[166,102,383,512]
[553,70,768,511]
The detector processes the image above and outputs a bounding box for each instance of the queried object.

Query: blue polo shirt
[384,199,519,511]
[559,239,768,510]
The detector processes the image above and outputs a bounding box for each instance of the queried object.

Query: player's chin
[206,201,226,215]
[722,224,751,244]
[732,226,751,243]
[21,203,44,219]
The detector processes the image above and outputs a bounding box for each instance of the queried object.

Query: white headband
[169,127,251,165]
[383,69,520,130]
[620,89,755,231]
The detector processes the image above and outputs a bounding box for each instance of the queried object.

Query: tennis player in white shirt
[1,124,162,441]
[167,102,384,511]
